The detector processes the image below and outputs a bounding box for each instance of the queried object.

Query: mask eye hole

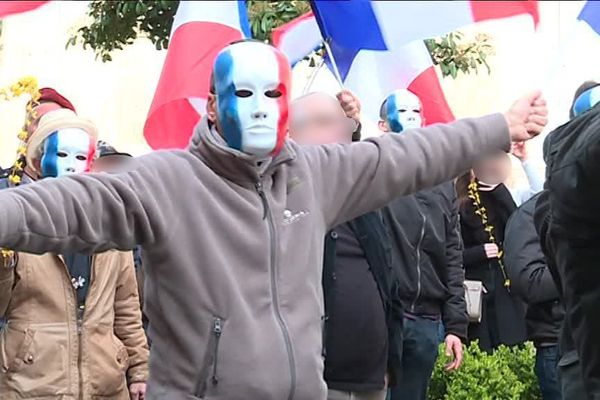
[414,109,421,114]
[265,89,282,98]
[235,90,253,98]
[57,151,68,158]
[398,108,407,113]
[76,155,88,161]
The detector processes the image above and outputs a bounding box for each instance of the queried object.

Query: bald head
[289,92,354,145]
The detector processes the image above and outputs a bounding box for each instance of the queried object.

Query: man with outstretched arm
[0,40,546,400]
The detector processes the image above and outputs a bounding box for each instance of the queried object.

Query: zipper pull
[213,318,222,336]
[212,318,222,386]
[255,181,268,220]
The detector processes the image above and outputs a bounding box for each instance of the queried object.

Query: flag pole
[323,37,344,88]
[303,53,326,94]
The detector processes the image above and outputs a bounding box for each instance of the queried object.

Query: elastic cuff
[127,371,148,383]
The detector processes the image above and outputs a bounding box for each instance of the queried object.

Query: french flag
[144,1,251,149]
[276,1,538,125]
[0,1,48,18]
[578,0,600,35]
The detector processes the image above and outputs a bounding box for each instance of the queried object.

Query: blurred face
[40,128,95,178]
[289,93,354,145]
[473,152,511,185]
[92,155,132,173]
[381,89,423,133]
[212,41,291,157]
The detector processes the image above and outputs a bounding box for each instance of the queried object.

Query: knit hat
[26,109,98,172]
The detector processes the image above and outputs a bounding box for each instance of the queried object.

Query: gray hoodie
[0,115,508,400]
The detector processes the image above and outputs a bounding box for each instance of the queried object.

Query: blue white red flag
[144,1,251,149]
[305,0,539,124]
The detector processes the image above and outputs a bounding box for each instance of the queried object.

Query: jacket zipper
[61,254,95,399]
[211,317,222,386]
[255,181,297,400]
[410,211,427,313]
[76,305,84,399]
[194,316,224,397]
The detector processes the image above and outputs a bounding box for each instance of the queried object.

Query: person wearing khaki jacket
[0,42,547,400]
[0,108,148,399]
[0,251,148,399]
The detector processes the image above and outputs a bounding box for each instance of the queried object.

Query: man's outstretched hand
[504,91,548,142]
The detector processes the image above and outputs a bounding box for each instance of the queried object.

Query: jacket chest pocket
[194,317,225,399]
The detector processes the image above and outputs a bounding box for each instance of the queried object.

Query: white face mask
[40,128,95,178]
[385,89,423,133]
[213,41,291,157]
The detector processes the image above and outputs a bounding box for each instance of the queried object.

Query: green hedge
[428,341,542,400]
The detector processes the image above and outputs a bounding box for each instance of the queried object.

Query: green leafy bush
[428,341,542,400]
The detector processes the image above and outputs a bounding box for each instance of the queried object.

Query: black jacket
[323,211,403,390]
[537,104,600,398]
[504,192,563,347]
[460,183,527,351]
[382,182,467,340]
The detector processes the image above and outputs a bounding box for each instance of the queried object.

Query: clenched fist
[336,89,361,124]
[504,91,548,142]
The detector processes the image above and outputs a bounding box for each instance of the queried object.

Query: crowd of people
[0,39,598,400]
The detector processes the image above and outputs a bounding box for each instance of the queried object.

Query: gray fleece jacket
[0,115,509,400]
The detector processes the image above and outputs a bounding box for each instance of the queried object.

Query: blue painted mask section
[40,132,59,178]
[572,86,600,118]
[386,94,403,133]
[214,49,243,151]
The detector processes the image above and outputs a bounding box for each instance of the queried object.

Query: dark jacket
[537,104,600,398]
[460,183,527,351]
[504,192,563,347]
[382,181,467,340]
[323,211,403,391]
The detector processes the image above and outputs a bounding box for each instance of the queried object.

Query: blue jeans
[389,316,441,400]
[557,351,585,400]
[535,345,561,400]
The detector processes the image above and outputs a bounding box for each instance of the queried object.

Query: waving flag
[578,0,600,35]
[312,1,538,52]
[144,1,251,149]
[304,0,538,124]
[0,1,48,18]
[272,12,322,66]
[273,12,454,124]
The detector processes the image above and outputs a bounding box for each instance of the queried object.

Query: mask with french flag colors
[213,41,291,157]
[40,128,96,178]
[385,89,423,133]
[572,85,600,118]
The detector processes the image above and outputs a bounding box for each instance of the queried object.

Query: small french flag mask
[572,85,600,118]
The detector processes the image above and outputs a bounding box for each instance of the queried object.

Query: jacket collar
[188,117,296,185]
